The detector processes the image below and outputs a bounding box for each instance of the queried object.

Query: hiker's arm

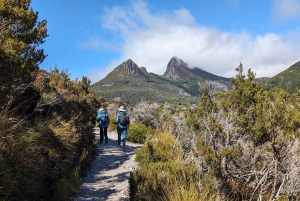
[115,114,119,124]
[96,113,100,122]
[107,114,110,125]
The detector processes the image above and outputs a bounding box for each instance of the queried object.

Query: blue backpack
[98,112,107,124]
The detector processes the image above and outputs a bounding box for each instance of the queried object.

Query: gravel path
[72,128,141,201]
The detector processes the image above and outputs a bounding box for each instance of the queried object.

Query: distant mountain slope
[92,57,233,106]
[258,61,300,93]
[162,57,233,94]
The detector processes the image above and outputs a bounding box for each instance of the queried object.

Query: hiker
[96,108,110,144]
[114,106,130,149]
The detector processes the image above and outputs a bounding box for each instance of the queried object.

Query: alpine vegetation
[129,63,300,200]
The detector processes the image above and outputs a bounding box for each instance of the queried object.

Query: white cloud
[89,0,300,83]
[273,0,300,21]
[78,36,119,52]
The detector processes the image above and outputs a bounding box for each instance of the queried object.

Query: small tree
[229,63,265,133]
[0,0,47,106]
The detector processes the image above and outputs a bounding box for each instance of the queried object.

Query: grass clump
[129,132,217,201]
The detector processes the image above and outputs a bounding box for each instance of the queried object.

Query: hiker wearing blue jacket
[96,108,110,144]
[115,106,130,150]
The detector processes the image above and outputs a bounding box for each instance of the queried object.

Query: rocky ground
[72,128,141,201]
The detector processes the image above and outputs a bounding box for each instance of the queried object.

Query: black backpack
[99,113,107,124]
[119,112,129,125]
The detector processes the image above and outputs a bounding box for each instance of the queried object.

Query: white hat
[118,106,126,112]
[99,108,104,112]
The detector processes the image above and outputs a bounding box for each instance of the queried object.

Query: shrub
[129,132,217,200]
[0,65,99,200]
[108,116,117,131]
[0,115,97,200]
[127,124,157,144]
[130,101,159,128]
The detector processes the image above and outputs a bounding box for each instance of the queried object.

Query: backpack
[99,113,107,124]
[119,112,129,125]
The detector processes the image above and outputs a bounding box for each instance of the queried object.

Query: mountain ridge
[259,61,300,93]
[92,57,300,106]
[92,56,233,106]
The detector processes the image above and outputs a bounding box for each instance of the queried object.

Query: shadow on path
[72,128,141,201]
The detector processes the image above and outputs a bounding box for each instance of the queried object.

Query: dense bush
[0,67,99,200]
[129,63,300,200]
[129,132,217,200]
[130,101,159,128]
[183,64,300,200]
[127,124,158,144]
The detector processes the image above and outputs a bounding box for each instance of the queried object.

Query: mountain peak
[171,56,185,66]
[163,56,195,79]
[107,59,142,77]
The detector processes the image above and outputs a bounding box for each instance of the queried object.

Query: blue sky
[31,0,300,84]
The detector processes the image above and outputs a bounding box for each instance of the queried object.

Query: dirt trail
[72,128,141,201]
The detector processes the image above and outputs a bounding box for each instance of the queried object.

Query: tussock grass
[0,114,97,200]
[129,132,217,200]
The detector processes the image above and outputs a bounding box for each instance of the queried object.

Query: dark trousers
[99,127,108,143]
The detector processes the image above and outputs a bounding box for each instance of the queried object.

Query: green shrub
[127,124,157,144]
[129,132,217,200]
[108,116,117,131]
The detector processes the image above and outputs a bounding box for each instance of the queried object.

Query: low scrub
[0,67,99,200]
[0,116,97,200]
[127,124,157,144]
[129,132,217,200]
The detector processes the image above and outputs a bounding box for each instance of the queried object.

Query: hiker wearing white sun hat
[114,106,130,150]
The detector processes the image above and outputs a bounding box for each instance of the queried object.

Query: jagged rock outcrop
[163,56,196,79]
[107,59,142,77]
[139,67,148,74]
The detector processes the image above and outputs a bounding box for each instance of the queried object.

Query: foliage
[183,63,300,200]
[130,101,159,128]
[107,116,117,131]
[127,124,158,144]
[0,0,47,106]
[129,132,217,201]
[0,67,99,200]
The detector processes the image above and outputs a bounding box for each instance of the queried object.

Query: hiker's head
[118,106,126,112]
[99,108,104,112]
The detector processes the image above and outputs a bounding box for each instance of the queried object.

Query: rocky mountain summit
[162,56,232,93]
[106,59,143,77]
[164,56,196,79]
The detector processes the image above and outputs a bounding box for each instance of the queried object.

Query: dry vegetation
[0,67,100,200]
[2,1,300,200]
[128,64,300,201]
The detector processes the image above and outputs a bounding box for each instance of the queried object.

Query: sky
[30,0,300,84]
